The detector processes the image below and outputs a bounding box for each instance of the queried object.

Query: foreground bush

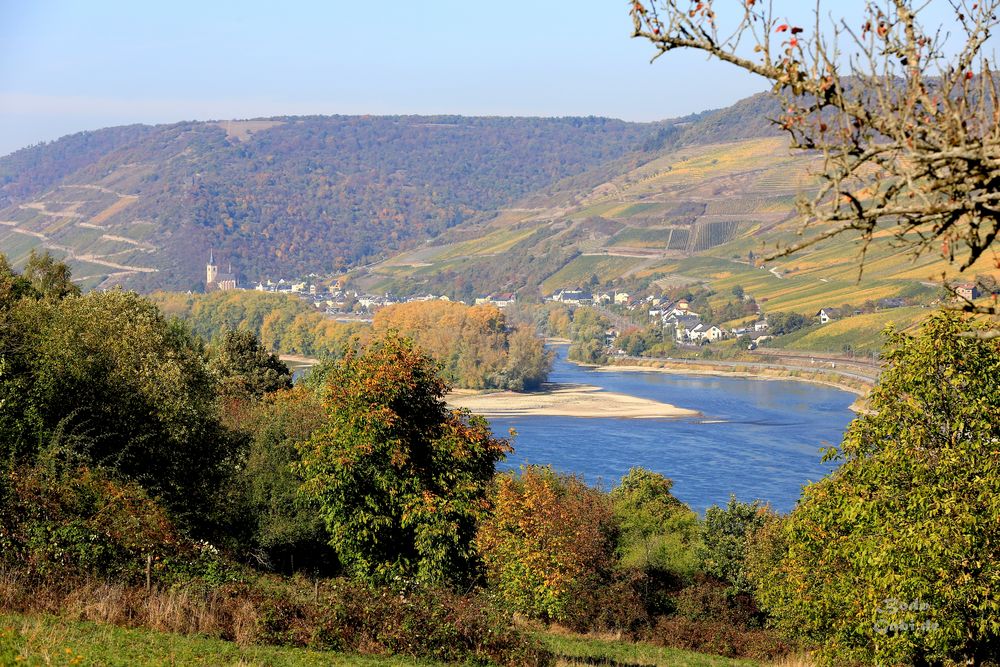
[476,465,617,624]
[0,460,219,583]
[299,334,513,587]
[0,572,552,666]
[756,313,1000,665]
[0,287,235,531]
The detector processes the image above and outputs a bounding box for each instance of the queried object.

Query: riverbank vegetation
[1,254,997,665]
[153,290,551,390]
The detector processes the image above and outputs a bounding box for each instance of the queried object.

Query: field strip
[100,233,156,251]
[88,196,138,225]
[59,184,125,197]
[9,228,47,239]
[6,227,157,273]
[583,250,667,258]
[72,254,158,272]
[18,203,77,218]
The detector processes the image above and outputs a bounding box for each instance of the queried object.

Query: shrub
[0,459,207,582]
[699,495,771,595]
[611,468,702,580]
[651,614,793,661]
[476,465,616,623]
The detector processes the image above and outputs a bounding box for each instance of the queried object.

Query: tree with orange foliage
[476,465,617,621]
[373,300,551,390]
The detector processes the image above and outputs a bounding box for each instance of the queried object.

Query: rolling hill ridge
[0,115,678,291]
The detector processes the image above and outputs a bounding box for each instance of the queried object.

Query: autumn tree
[631,0,1000,319]
[754,313,1000,664]
[372,300,551,390]
[297,334,511,586]
[476,466,617,621]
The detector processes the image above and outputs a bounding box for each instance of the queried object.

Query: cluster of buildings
[649,298,734,344]
[210,254,528,317]
[547,288,634,307]
[252,279,465,316]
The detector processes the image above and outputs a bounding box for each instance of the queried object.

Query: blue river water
[489,346,856,514]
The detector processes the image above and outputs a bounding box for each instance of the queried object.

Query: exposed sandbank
[447,383,699,419]
[598,363,870,396]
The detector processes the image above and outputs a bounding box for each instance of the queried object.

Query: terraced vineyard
[0,183,159,290]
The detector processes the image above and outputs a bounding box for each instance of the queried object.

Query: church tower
[206,249,218,287]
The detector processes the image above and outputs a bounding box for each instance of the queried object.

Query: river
[489,346,857,513]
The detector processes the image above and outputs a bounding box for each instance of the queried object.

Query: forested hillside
[0,116,671,291]
[0,93,794,294]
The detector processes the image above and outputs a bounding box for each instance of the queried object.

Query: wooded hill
[357,98,998,319]
[0,116,676,291]
[0,95,791,293]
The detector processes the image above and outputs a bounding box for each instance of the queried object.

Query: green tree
[23,249,80,300]
[611,468,700,578]
[208,328,292,400]
[297,334,511,585]
[756,313,1000,665]
[237,385,333,572]
[499,326,552,391]
[0,289,232,529]
[0,254,36,306]
[699,496,770,595]
[568,306,611,364]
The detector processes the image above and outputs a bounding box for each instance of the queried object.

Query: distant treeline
[373,301,551,391]
[152,290,364,358]
[152,291,551,390]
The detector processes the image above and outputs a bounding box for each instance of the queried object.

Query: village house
[549,289,592,305]
[671,314,703,342]
[476,292,517,308]
[816,308,837,324]
[689,323,725,343]
[955,283,980,301]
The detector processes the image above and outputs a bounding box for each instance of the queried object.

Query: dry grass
[0,571,260,646]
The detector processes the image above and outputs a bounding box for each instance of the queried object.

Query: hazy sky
[0,1,966,157]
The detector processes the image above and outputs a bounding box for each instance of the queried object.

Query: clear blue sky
[0,1,965,157]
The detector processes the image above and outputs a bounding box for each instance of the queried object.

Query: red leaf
[775,24,788,32]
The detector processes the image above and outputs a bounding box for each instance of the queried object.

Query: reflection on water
[490,346,856,514]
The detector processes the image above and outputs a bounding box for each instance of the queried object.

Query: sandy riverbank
[279,354,321,367]
[597,363,870,395]
[447,383,699,419]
